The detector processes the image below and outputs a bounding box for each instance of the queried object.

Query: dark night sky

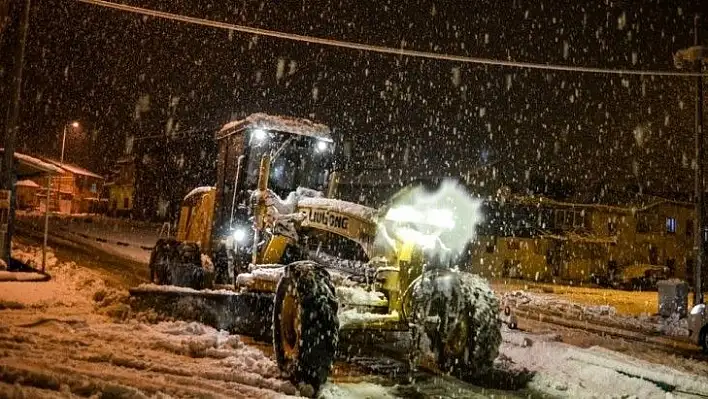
[1,0,705,200]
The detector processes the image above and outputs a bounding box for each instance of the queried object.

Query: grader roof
[218,113,332,142]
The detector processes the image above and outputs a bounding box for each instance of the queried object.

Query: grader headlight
[384,205,456,230]
[232,228,247,243]
[383,205,456,251]
[393,226,440,250]
[251,128,267,142]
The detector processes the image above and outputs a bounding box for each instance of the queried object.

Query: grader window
[245,132,333,198]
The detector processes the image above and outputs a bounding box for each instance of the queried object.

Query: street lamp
[674,15,706,305]
[53,121,79,214]
[60,121,79,165]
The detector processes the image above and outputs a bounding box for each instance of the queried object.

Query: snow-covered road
[3,243,708,398]
[16,213,162,264]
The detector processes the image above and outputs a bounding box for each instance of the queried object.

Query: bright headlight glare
[690,303,705,315]
[232,228,247,243]
[316,140,328,152]
[394,227,438,249]
[385,206,455,229]
[426,209,455,229]
[385,205,418,223]
[252,129,267,141]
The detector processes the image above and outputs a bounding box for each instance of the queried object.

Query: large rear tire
[149,238,179,285]
[273,261,339,393]
[700,326,708,354]
[411,270,501,376]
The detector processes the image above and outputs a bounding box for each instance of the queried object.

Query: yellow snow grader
[133,113,501,392]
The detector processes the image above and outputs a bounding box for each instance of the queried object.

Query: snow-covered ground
[0,270,47,282]
[16,213,161,264]
[4,243,708,398]
[503,290,690,337]
[499,327,708,398]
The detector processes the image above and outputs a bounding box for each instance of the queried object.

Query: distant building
[105,157,136,217]
[469,194,698,285]
[35,160,105,214]
[15,180,40,210]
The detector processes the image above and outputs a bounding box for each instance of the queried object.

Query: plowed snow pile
[503,290,690,337]
[499,328,708,398]
[5,242,708,398]
[0,244,299,398]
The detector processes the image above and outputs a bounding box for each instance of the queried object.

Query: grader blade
[129,286,274,339]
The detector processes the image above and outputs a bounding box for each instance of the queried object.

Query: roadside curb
[0,271,51,283]
[55,227,155,253]
[514,307,695,350]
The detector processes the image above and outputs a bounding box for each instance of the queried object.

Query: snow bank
[3,243,127,311]
[319,381,396,399]
[12,243,59,270]
[504,290,690,337]
[142,321,297,394]
[500,329,708,398]
[0,271,47,282]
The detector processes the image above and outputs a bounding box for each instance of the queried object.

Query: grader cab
[141,113,501,393]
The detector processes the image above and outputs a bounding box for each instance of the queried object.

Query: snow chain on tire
[411,270,501,377]
[273,261,339,393]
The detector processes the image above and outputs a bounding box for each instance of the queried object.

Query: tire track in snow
[0,318,298,398]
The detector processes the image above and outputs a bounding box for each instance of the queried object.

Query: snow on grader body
[130,113,502,392]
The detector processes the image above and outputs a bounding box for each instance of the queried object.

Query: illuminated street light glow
[71,121,79,128]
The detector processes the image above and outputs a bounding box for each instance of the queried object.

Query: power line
[78,0,706,78]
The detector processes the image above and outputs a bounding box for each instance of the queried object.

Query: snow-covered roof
[0,149,64,176]
[15,180,40,188]
[511,194,693,214]
[218,113,332,142]
[42,159,104,179]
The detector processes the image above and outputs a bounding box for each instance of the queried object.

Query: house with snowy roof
[15,180,41,210]
[34,159,105,214]
[104,156,136,217]
[469,193,697,287]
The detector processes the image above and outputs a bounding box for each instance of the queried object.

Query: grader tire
[148,239,206,289]
[413,271,502,377]
[273,261,339,393]
[149,238,179,285]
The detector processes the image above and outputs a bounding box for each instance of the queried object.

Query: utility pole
[1,0,32,265]
[695,14,706,305]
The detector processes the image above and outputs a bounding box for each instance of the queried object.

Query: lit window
[666,217,676,234]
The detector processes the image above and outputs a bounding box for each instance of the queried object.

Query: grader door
[176,188,216,251]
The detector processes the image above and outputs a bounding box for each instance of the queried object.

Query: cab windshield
[246,131,333,198]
